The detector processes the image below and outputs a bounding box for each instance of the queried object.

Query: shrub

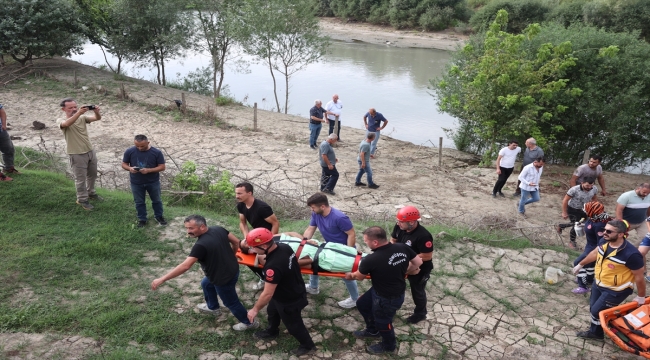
[469,0,550,33]
[166,67,213,97]
[419,6,457,31]
[172,161,236,212]
[546,0,589,27]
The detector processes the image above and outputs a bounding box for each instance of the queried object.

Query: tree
[190,0,245,98]
[242,0,329,113]
[433,10,583,165]
[111,0,192,85]
[0,0,86,65]
[523,23,650,169]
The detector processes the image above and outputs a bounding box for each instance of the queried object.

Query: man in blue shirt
[616,183,650,246]
[363,108,388,157]
[302,193,359,308]
[121,134,167,228]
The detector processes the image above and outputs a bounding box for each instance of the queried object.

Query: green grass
[0,164,547,358]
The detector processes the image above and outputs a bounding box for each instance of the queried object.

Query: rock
[82,86,89,91]
[32,121,46,130]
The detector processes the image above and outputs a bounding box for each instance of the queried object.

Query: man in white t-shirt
[325,94,343,141]
[492,140,521,197]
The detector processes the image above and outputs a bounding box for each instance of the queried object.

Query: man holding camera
[57,98,102,210]
[121,135,167,228]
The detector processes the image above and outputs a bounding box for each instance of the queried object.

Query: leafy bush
[167,67,214,97]
[546,0,589,27]
[420,6,457,31]
[469,0,550,33]
[172,161,236,211]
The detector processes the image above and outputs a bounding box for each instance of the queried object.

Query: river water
[69,41,456,147]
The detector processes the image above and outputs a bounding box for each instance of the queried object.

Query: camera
[83,105,96,110]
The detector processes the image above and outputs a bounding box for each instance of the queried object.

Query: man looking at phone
[121,135,167,228]
[57,98,102,210]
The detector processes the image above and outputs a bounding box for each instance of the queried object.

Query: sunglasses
[603,229,617,234]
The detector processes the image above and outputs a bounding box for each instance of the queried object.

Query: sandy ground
[0,21,648,359]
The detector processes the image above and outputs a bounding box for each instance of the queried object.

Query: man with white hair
[319,133,339,195]
[514,137,544,197]
[308,99,330,149]
[325,94,343,141]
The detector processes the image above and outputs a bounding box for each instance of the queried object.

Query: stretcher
[236,249,366,279]
[600,298,650,358]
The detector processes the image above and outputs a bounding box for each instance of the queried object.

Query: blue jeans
[309,123,322,147]
[356,287,404,351]
[131,181,163,221]
[0,129,15,168]
[518,189,540,214]
[201,272,250,325]
[366,130,380,155]
[589,284,631,337]
[355,160,374,185]
[309,275,358,300]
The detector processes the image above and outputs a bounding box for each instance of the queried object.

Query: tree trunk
[212,64,218,98]
[153,47,161,85]
[160,47,166,86]
[268,54,281,113]
[99,45,115,73]
[284,63,289,114]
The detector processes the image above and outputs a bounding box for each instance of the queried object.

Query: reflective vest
[595,241,638,292]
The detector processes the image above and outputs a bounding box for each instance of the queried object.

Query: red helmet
[246,228,274,247]
[396,206,420,222]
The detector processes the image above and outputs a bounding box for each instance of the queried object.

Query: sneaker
[498,192,505,198]
[366,343,395,354]
[353,329,380,339]
[290,346,316,356]
[368,184,380,189]
[322,189,336,196]
[576,330,603,340]
[310,145,316,149]
[571,287,590,295]
[0,173,13,181]
[513,192,521,197]
[233,319,260,331]
[568,241,577,250]
[252,279,265,290]
[555,224,563,234]
[492,193,497,198]
[76,200,94,210]
[137,220,147,228]
[5,167,20,174]
[254,329,279,340]
[305,284,320,295]
[338,297,357,309]
[355,182,367,187]
[645,275,650,283]
[406,313,427,324]
[196,303,221,316]
[88,193,104,201]
[155,216,168,226]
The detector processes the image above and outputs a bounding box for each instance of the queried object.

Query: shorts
[640,234,650,247]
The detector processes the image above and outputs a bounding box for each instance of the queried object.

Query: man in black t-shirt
[245,228,316,357]
[346,226,422,355]
[390,206,434,324]
[235,182,280,290]
[151,215,259,332]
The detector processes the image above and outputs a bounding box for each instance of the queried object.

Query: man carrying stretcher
[239,230,367,274]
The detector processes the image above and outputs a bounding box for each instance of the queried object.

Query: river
[69,40,456,147]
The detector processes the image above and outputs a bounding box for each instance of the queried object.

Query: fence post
[181,92,187,113]
[582,149,591,164]
[254,102,258,130]
[73,70,77,88]
[438,137,443,167]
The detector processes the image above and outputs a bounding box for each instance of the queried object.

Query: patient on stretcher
[240,232,367,273]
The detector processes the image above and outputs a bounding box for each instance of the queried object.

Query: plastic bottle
[545,267,564,284]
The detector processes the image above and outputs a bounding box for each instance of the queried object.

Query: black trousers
[492,167,514,194]
[328,119,341,140]
[559,207,587,242]
[408,260,433,315]
[267,293,315,350]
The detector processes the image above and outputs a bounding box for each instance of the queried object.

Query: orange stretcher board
[236,249,369,279]
[600,297,650,359]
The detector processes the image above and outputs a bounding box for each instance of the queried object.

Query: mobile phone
[133,167,141,171]
[83,105,96,110]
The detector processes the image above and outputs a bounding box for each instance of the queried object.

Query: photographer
[121,134,166,228]
[57,98,102,210]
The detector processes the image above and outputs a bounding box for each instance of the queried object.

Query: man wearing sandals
[0,103,20,180]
